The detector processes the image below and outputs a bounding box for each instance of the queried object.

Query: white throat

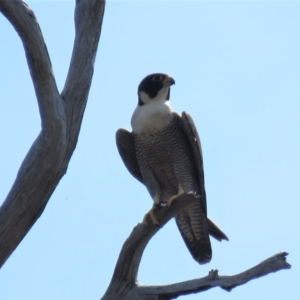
[131,100,173,134]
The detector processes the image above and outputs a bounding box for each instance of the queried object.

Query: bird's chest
[131,102,171,134]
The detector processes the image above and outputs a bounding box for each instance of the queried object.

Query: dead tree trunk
[0,0,105,267]
[0,1,290,299]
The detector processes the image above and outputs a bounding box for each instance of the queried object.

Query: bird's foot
[142,204,160,225]
[166,185,184,207]
[166,195,176,207]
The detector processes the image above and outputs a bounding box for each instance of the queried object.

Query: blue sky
[0,1,299,299]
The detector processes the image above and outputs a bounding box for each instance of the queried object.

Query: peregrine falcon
[116,73,228,264]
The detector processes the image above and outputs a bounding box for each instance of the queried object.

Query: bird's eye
[152,75,162,81]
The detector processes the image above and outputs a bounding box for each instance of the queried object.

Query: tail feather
[207,218,229,241]
[175,202,212,264]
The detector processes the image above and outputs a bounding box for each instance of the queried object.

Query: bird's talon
[166,196,176,207]
[142,205,160,225]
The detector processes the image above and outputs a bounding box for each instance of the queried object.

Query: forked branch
[0,0,105,267]
[0,2,291,299]
[102,193,291,300]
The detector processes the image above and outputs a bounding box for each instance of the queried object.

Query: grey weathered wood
[136,252,291,298]
[0,2,291,299]
[0,0,105,268]
[102,209,291,300]
[102,193,200,300]
[101,194,291,299]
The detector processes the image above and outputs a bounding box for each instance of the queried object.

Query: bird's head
[137,73,175,106]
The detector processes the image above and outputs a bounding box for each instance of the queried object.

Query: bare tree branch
[0,0,61,130]
[102,199,291,300]
[0,0,105,268]
[102,193,200,300]
[136,252,291,299]
[0,2,291,299]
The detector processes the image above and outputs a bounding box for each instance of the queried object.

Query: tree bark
[101,193,291,299]
[0,0,105,268]
[0,2,291,300]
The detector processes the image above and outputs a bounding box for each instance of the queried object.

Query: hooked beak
[163,76,175,87]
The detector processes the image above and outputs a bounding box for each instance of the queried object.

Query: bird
[116,73,228,264]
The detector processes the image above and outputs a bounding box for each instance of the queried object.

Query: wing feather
[176,201,212,264]
[180,112,228,242]
[116,129,143,183]
[181,111,207,214]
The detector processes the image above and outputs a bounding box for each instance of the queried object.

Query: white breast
[131,101,173,134]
